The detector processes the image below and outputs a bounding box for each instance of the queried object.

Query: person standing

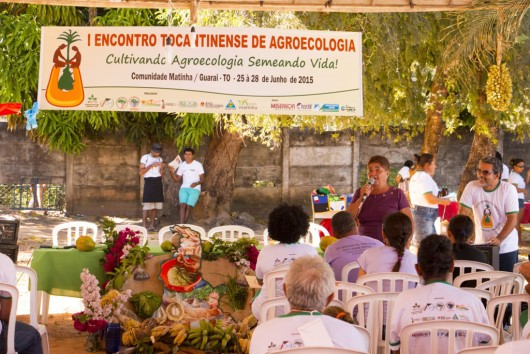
[395,160,414,195]
[324,211,383,283]
[347,155,412,242]
[458,156,519,272]
[409,153,451,245]
[508,158,530,242]
[170,148,204,223]
[496,151,510,181]
[0,253,43,354]
[139,143,165,231]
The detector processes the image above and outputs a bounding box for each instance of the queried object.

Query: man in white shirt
[139,143,166,231]
[170,148,205,223]
[0,253,42,354]
[250,255,368,354]
[496,151,509,181]
[458,156,519,273]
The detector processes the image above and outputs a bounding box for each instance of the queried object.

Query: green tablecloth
[31,245,165,297]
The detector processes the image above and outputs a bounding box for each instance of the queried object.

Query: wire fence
[0,176,66,212]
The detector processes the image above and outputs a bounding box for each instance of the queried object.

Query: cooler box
[312,195,329,213]
[328,195,346,211]
[472,244,499,270]
[0,216,20,244]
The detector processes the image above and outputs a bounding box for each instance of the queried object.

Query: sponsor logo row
[84,95,352,113]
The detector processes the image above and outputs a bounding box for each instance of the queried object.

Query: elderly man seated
[249,255,369,354]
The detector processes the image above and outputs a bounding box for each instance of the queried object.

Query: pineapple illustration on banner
[45,29,84,107]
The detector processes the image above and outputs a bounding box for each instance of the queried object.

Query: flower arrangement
[100,218,151,290]
[201,237,259,271]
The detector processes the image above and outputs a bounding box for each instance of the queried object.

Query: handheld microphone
[361,178,375,202]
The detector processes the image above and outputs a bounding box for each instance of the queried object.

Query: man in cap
[139,143,166,231]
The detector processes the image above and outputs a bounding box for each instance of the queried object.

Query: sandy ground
[5,209,530,353]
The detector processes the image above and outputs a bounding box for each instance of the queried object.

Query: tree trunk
[192,121,244,224]
[421,70,447,157]
[457,92,499,198]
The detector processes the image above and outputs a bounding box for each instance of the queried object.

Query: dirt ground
[5,209,530,353]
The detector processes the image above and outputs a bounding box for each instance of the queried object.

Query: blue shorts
[179,187,200,207]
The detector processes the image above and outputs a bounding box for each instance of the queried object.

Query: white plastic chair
[513,261,527,274]
[299,222,330,248]
[51,221,98,247]
[259,296,291,322]
[264,268,289,299]
[356,272,420,293]
[158,224,207,245]
[0,282,18,354]
[399,320,499,354]
[454,260,494,276]
[486,293,530,342]
[346,292,400,354]
[476,274,524,297]
[454,271,524,292]
[271,347,368,354]
[262,228,270,245]
[15,266,50,354]
[114,224,148,246]
[341,261,360,282]
[457,347,498,354]
[207,225,255,242]
[334,281,374,304]
[461,288,492,303]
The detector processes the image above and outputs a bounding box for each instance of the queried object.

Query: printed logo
[296,103,313,110]
[424,303,434,312]
[340,105,356,112]
[100,98,114,108]
[318,104,340,112]
[142,99,162,107]
[84,94,99,108]
[116,97,128,109]
[226,100,237,109]
[201,101,224,109]
[129,97,140,108]
[178,101,198,108]
[446,302,455,310]
[271,102,296,110]
[436,302,445,311]
[238,99,257,110]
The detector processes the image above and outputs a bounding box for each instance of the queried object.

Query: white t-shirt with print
[176,160,204,191]
[357,246,418,291]
[0,253,17,333]
[389,281,491,354]
[249,313,368,354]
[508,171,526,200]
[251,243,318,321]
[398,166,411,180]
[409,171,440,208]
[140,153,163,178]
[459,180,519,254]
[502,164,509,181]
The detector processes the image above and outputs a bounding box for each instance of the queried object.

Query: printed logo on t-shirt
[481,203,494,229]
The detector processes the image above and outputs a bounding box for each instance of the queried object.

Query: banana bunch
[238,338,250,354]
[118,315,141,331]
[486,63,512,111]
[209,322,235,353]
[122,327,140,346]
[238,314,258,334]
[169,323,188,346]
[186,319,217,351]
[150,325,169,340]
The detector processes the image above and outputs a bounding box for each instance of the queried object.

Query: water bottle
[105,323,121,354]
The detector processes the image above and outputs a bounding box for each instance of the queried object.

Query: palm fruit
[486,63,512,111]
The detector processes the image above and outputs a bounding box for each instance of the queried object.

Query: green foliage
[201,237,258,262]
[359,168,399,188]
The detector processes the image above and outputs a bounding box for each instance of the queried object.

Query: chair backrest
[476,274,524,297]
[0,282,19,354]
[15,265,39,328]
[207,225,255,242]
[158,224,207,245]
[264,268,289,299]
[486,293,530,342]
[262,228,270,245]
[453,271,522,290]
[399,320,499,354]
[461,288,492,303]
[299,222,330,248]
[457,346,498,354]
[114,224,148,246]
[271,347,367,354]
[356,272,420,293]
[346,292,400,354]
[259,296,291,322]
[334,281,374,304]
[341,261,360,282]
[512,261,526,274]
[454,260,494,276]
[52,221,98,247]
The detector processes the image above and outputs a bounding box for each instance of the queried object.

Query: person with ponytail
[448,215,488,264]
[357,212,418,285]
[508,158,530,241]
[389,235,491,354]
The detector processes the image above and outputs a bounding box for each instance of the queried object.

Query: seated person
[0,253,43,354]
[324,211,383,282]
[389,235,491,354]
[357,212,418,292]
[251,204,318,321]
[250,255,369,354]
[322,305,357,325]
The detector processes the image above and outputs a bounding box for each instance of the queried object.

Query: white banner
[38,27,363,116]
